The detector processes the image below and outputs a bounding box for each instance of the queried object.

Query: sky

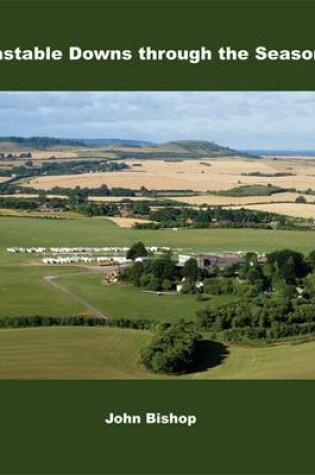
[0,91,315,150]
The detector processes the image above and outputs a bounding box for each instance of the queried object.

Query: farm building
[196,252,244,270]
[178,252,245,270]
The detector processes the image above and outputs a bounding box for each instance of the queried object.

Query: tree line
[0,160,129,178]
[134,206,290,229]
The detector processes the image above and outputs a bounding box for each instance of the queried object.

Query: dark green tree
[183,258,200,282]
[140,322,202,374]
[126,241,148,260]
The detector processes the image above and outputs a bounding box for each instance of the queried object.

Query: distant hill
[157,140,240,156]
[0,136,260,159]
[80,138,154,147]
[0,136,86,150]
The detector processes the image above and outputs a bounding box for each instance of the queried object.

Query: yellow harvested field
[0,208,21,216]
[31,151,79,160]
[263,155,315,160]
[0,177,9,183]
[26,157,281,191]
[174,192,315,206]
[23,156,315,193]
[105,217,154,228]
[228,203,315,219]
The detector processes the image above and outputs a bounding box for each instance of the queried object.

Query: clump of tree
[295,195,307,204]
[183,258,200,282]
[141,206,289,230]
[140,322,202,374]
[126,241,148,260]
[0,160,129,179]
[214,184,291,197]
[263,249,309,285]
[121,254,180,291]
[195,249,315,342]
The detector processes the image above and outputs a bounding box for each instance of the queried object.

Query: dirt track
[43,266,118,319]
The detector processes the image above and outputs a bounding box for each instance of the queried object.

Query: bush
[126,241,148,260]
[140,322,202,374]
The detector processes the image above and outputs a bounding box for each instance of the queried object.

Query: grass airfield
[2,216,315,254]
[1,215,315,379]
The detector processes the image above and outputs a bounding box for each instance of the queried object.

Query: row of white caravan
[7,246,169,254]
[7,247,47,254]
[42,256,132,265]
[7,246,170,254]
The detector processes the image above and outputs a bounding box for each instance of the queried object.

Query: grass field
[1,213,315,379]
[0,266,86,317]
[0,326,314,379]
[1,215,315,319]
[2,216,315,254]
[0,265,235,321]
[1,215,315,321]
[57,273,237,322]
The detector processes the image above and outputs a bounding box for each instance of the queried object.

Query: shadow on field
[193,340,230,373]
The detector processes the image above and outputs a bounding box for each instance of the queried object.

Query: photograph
[1,91,315,380]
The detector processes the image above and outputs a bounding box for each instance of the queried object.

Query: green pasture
[0,326,314,379]
[58,273,237,322]
[1,216,315,254]
[0,266,85,317]
[0,264,235,320]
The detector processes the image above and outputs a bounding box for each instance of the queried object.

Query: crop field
[24,156,315,193]
[105,217,155,228]
[174,192,315,206]
[0,327,314,379]
[2,216,315,254]
[228,202,315,219]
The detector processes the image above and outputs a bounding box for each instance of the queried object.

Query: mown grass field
[2,216,315,254]
[57,273,238,322]
[0,214,315,380]
[1,214,315,320]
[0,265,236,320]
[0,266,85,317]
[0,327,314,379]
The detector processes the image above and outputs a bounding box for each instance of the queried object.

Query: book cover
[0,1,314,474]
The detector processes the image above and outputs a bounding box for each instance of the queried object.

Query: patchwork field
[30,150,80,159]
[228,202,315,219]
[0,327,314,379]
[175,192,315,206]
[25,157,315,193]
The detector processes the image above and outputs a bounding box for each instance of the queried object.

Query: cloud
[0,91,314,149]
